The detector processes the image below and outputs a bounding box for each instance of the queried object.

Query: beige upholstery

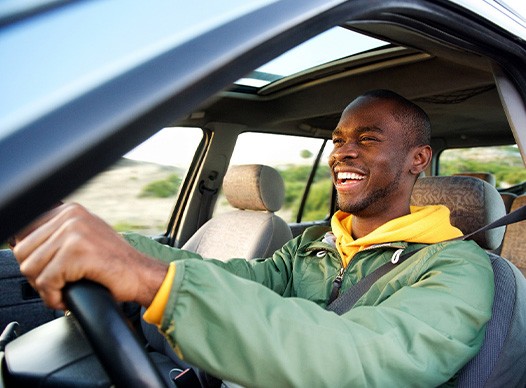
[222,164,284,212]
[410,176,506,250]
[500,195,526,277]
[453,172,496,186]
[183,164,293,261]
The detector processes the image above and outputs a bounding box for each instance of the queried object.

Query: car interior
[1,1,526,386]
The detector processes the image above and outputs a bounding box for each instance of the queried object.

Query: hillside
[65,158,184,235]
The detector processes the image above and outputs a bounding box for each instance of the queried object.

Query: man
[13,90,493,387]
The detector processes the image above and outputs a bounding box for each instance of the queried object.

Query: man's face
[328,97,416,217]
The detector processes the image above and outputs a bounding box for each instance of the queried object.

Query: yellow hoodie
[331,205,463,268]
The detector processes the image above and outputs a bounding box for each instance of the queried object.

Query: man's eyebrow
[332,126,384,137]
[332,127,343,138]
[355,126,384,135]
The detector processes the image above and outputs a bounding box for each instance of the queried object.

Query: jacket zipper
[326,243,407,306]
[327,266,345,305]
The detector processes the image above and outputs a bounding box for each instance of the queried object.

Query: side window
[214,132,332,223]
[66,127,203,235]
[439,145,526,190]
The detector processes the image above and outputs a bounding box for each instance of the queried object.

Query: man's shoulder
[412,239,491,271]
[300,225,333,242]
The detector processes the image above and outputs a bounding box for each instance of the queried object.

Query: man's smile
[336,171,366,185]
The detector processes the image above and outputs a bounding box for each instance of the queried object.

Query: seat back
[500,194,526,277]
[182,164,293,260]
[411,176,505,250]
[411,176,526,386]
[458,253,526,387]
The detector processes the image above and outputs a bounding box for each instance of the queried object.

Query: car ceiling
[176,21,513,149]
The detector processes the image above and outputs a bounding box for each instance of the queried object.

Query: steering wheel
[63,280,168,387]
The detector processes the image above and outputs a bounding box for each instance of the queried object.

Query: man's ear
[409,145,432,175]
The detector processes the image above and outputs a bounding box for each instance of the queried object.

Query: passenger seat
[142,164,293,379]
[182,164,293,260]
[500,194,526,277]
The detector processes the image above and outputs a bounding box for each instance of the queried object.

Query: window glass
[298,145,333,222]
[235,27,388,88]
[439,145,526,189]
[65,127,203,235]
[214,132,332,223]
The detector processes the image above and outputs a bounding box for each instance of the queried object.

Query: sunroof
[235,26,389,88]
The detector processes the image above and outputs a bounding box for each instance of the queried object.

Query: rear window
[439,145,526,189]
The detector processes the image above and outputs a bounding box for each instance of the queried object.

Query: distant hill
[65,158,185,234]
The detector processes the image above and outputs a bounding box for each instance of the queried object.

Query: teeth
[337,172,364,180]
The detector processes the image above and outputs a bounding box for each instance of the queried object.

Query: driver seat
[411,176,526,386]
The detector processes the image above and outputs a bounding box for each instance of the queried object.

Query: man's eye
[360,136,379,142]
[332,138,343,145]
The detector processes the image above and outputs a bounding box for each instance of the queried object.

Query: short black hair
[360,89,431,148]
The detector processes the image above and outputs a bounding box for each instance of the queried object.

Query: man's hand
[13,203,168,310]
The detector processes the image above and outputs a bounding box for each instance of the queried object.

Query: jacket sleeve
[157,241,494,387]
[122,232,203,263]
[123,231,301,295]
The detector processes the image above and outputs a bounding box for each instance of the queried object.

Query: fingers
[13,203,104,309]
[13,202,71,258]
[12,202,169,310]
[10,201,64,248]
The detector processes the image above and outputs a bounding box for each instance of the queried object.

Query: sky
[125,128,329,167]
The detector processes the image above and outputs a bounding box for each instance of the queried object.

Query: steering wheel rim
[63,280,168,388]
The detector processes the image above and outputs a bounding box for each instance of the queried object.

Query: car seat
[182,164,293,260]
[411,176,526,387]
[142,164,294,383]
[451,172,516,215]
[500,194,526,277]
[500,192,517,214]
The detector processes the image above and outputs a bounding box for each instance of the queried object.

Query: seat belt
[196,172,219,229]
[326,205,526,315]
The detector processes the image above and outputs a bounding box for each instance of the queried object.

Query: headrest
[410,176,506,250]
[223,164,285,212]
[453,172,496,186]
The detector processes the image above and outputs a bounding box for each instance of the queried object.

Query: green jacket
[124,226,494,388]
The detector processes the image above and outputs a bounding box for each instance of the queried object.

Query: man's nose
[330,142,359,164]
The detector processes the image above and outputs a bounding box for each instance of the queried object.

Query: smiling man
[13,90,494,387]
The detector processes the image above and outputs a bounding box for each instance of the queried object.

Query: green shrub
[140,173,181,198]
